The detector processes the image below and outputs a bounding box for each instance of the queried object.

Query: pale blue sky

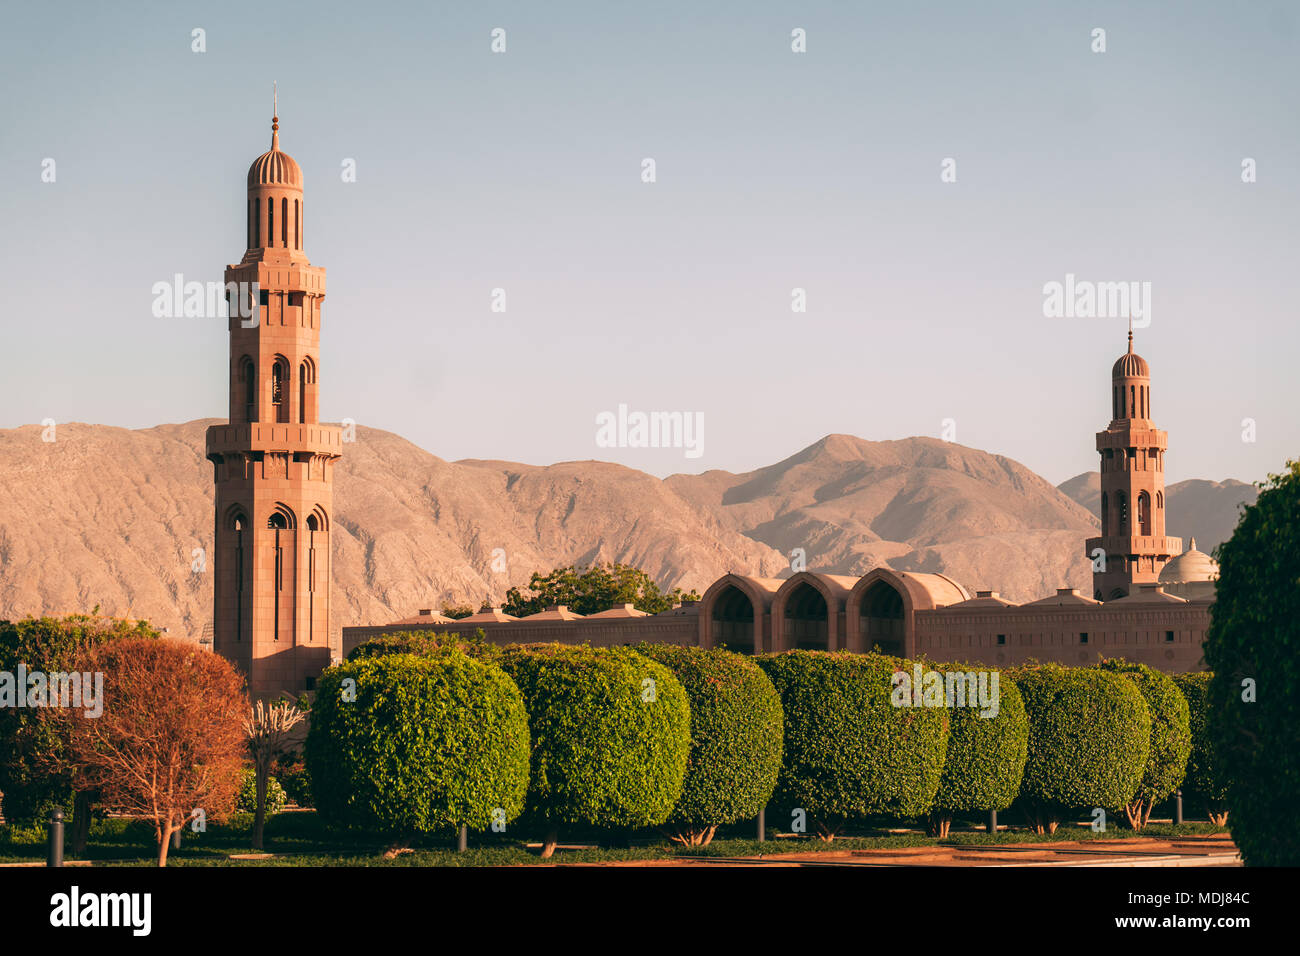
[1,0,1295,485]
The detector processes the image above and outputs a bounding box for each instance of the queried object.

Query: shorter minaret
[1085,331,1182,599]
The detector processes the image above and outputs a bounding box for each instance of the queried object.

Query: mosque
[206,111,1219,696]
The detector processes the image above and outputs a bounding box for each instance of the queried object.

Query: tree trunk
[927,812,952,838]
[1140,799,1155,829]
[1209,810,1229,827]
[539,827,559,859]
[814,818,843,842]
[71,789,94,857]
[699,825,717,847]
[1124,801,1144,830]
[157,825,173,867]
[1025,805,1059,835]
[172,827,182,850]
[253,762,269,850]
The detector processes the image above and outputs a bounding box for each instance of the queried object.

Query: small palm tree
[243,699,307,850]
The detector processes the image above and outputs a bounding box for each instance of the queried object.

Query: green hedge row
[310,635,1225,846]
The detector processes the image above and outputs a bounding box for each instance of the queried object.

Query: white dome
[1159,538,1219,584]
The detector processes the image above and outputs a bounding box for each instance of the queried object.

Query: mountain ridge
[0,421,1250,641]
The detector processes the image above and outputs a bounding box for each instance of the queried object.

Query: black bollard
[988,810,998,834]
[48,808,64,867]
[1174,790,1183,826]
[757,807,766,843]
[457,825,467,852]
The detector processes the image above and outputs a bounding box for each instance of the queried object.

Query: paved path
[577,834,1241,867]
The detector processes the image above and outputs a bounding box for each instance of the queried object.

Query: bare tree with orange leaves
[57,638,247,866]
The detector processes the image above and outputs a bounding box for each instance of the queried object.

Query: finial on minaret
[1128,314,1134,352]
[271,82,279,148]
[1189,536,1197,552]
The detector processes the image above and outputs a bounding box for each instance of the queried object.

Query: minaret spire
[271,82,279,148]
[209,110,337,696]
[1086,328,1178,600]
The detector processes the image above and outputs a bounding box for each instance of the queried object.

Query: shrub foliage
[1171,671,1229,825]
[634,644,783,845]
[0,613,160,827]
[1011,663,1150,833]
[1204,460,1300,865]
[756,651,949,840]
[929,663,1028,836]
[237,769,286,814]
[305,651,530,839]
[497,644,690,856]
[347,629,498,662]
[1097,658,1191,829]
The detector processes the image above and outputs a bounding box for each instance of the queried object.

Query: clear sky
[1,0,1295,486]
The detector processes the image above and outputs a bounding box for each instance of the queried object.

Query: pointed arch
[238,355,256,422]
[271,355,290,423]
[698,574,780,652]
[772,572,855,651]
[847,567,969,657]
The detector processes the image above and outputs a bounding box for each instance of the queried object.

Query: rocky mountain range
[0,421,1252,642]
[1056,471,1256,554]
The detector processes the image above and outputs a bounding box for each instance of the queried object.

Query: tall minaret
[1085,331,1181,600]
[206,101,341,696]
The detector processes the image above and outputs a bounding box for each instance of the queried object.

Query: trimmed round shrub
[236,769,286,814]
[1204,461,1300,866]
[1098,658,1191,829]
[756,651,949,840]
[347,629,499,662]
[497,644,690,856]
[634,644,784,846]
[1171,672,1229,824]
[928,663,1028,836]
[304,651,530,839]
[1011,663,1150,832]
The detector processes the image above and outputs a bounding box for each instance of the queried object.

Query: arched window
[267,198,274,248]
[1117,492,1128,531]
[271,362,283,413]
[299,364,307,423]
[1101,492,1109,535]
[281,197,288,245]
[268,509,289,642]
[305,509,325,643]
[294,200,300,249]
[1112,386,1118,419]
[1138,491,1151,536]
[1130,385,1136,418]
[240,356,256,421]
[230,510,247,642]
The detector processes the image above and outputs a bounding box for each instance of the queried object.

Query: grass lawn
[0,810,1230,867]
